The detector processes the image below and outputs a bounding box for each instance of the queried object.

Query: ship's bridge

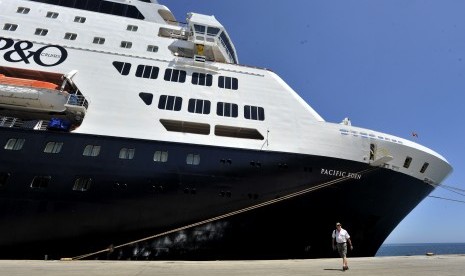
[161,13,239,64]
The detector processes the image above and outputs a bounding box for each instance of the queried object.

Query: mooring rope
[64,167,379,261]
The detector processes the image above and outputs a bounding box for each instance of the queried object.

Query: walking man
[332,222,353,271]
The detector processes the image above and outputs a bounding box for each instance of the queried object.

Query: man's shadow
[323,268,344,271]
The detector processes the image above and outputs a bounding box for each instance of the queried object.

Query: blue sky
[164,0,465,244]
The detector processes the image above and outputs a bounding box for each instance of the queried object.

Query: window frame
[83,145,101,157]
[158,95,182,111]
[163,69,187,83]
[4,138,25,150]
[153,151,168,162]
[44,142,63,154]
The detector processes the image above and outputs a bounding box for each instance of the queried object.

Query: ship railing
[0,116,21,128]
[65,93,89,110]
[0,116,48,130]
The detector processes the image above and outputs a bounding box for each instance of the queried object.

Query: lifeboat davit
[0,74,69,112]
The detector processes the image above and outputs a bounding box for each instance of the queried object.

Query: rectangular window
[44,142,63,154]
[46,11,59,18]
[147,45,158,53]
[74,16,86,23]
[160,119,210,135]
[194,24,206,35]
[207,27,220,36]
[119,148,135,159]
[217,102,238,117]
[158,95,182,111]
[164,69,186,83]
[64,33,77,40]
[153,151,168,162]
[420,162,429,173]
[93,37,105,44]
[120,41,132,49]
[186,153,200,165]
[127,25,138,31]
[4,138,25,150]
[188,99,211,114]
[135,65,159,79]
[192,72,213,86]
[73,178,92,191]
[31,176,51,189]
[244,105,265,121]
[83,145,101,157]
[17,7,31,14]
[403,157,412,169]
[34,28,48,36]
[0,172,10,188]
[369,143,376,161]
[3,24,18,31]
[218,76,238,90]
[215,125,264,140]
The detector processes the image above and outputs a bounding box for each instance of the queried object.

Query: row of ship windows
[3,138,198,163]
[369,144,429,174]
[403,156,429,174]
[113,62,239,90]
[140,93,265,120]
[2,23,159,53]
[16,1,145,20]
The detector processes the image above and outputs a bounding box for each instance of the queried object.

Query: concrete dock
[1,255,464,276]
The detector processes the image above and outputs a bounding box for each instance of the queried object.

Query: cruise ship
[0,0,452,260]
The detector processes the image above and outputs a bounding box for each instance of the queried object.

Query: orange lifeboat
[0,73,69,112]
[0,74,58,90]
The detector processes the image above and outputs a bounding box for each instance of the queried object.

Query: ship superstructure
[0,0,452,259]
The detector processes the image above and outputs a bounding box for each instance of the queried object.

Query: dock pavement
[0,255,464,276]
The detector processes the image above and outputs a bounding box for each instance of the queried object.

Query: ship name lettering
[0,37,67,67]
[320,168,362,180]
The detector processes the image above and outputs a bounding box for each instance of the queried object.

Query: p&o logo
[0,37,68,67]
